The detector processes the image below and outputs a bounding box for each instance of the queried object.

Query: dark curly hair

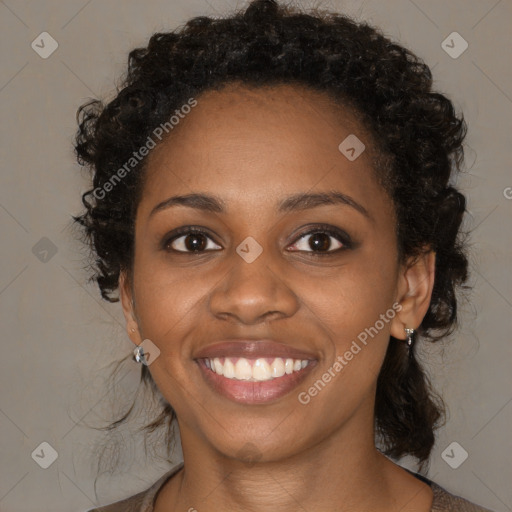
[73,0,469,473]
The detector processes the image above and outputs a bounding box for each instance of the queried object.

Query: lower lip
[195,359,316,404]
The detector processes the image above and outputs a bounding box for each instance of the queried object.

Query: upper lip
[194,339,317,360]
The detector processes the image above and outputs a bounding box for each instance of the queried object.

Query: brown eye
[288,226,352,254]
[290,232,343,252]
[164,229,222,253]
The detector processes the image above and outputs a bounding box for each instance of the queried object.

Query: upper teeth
[205,357,309,381]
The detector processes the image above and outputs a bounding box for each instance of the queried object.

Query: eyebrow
[149,191,371,219]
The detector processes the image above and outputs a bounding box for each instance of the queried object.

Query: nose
[208,249,299,325]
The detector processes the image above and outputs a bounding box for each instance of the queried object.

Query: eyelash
[162,224,353,256]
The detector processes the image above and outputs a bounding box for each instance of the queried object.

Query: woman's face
[120,83,423,462]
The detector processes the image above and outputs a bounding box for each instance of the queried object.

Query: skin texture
[119,83,436,512]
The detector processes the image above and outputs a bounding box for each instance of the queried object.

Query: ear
[390,250,436,341]
[119,270,142,346]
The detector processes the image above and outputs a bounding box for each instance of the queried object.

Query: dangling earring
[133,344,145,364]
[404,327,415,347]
[130,325,144,363]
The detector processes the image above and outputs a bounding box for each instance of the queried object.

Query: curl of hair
[73,0,469,471]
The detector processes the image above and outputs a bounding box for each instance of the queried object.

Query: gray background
[0,1,510,511]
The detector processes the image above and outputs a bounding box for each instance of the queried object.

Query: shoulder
[430,480,495,512]
[84,463,184,512]
[85,489,146,512]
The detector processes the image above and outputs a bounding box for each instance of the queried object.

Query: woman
[74,1,493,510]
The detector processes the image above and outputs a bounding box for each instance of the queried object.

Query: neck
[154,416,430,512]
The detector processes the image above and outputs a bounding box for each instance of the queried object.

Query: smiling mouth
[195,356,317,404]
[201,356,311,382]
[193,339,318,404]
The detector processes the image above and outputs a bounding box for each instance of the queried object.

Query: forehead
[140,82,388,216]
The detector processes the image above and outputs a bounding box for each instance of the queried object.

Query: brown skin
[119,83,436,512]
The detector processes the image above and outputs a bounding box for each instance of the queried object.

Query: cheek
[131,259,210,408]
[303,253,398,341]
[295,260,397,417]
[133,262,207,348]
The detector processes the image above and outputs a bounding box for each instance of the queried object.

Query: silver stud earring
[130,327,136,333]
[404,327,415,347]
